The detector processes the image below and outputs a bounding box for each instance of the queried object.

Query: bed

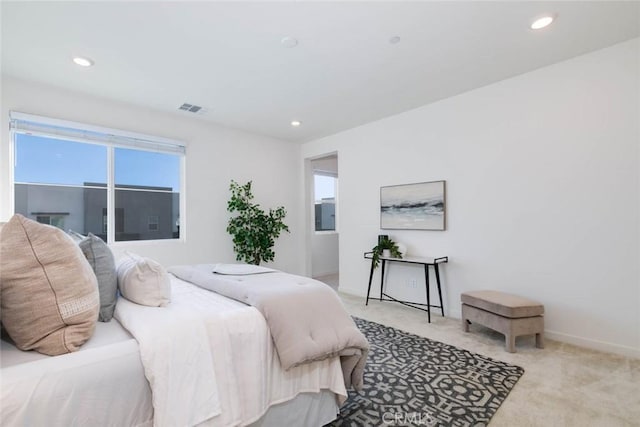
[0,274,347,427]
[0,216,367,426]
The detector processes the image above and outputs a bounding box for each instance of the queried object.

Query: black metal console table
[364,252,448,323]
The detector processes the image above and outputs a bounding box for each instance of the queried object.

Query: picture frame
[380,180,446,230]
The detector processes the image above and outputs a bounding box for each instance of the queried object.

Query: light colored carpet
[338,292,640,427]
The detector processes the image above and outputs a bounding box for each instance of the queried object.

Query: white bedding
[116,275,347,427]
[115,287,221,426]
[0,275,345,427]
[0,321,153,427]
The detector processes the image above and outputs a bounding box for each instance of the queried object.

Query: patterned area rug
[327,317,524,427]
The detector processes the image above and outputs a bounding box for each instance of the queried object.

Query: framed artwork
[380,180,446,230]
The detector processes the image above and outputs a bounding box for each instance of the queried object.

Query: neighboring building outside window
[10,112,185,243]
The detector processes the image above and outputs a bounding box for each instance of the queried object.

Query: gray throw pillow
[79,233,118,322]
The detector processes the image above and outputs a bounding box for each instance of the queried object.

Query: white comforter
[115,276,347,427]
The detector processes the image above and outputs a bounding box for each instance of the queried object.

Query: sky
[16,133,335,198]
[314,175,336,202]
[15,134,181,191]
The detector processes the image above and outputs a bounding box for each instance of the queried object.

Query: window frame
[9,111,187,244]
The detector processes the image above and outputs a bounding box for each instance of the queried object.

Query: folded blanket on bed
[168,264,369,390]
[211,263,276,275]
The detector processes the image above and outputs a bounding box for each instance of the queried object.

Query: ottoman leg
[461,305,470,332]
[536,332,545,349]
[506,334,516,353]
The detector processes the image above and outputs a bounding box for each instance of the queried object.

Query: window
[113,147,180,241]
[148,215,159,231]
[10,112,185,243]
[314,173,337,232]
[35,214,67,229]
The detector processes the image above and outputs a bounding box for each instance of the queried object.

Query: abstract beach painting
[380,181,445,230]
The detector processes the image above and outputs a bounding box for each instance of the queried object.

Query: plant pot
[382,249,391,258]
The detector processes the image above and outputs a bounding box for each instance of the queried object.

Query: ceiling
[2,2,639,143]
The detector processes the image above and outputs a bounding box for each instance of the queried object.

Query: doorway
[308,154,339,291]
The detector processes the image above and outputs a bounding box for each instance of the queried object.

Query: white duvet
[115,276,347,427]
[0,321,153,427]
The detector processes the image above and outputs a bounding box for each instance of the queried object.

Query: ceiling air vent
[178,103,203,113]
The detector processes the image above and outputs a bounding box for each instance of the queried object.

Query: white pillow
[117,253,171,307]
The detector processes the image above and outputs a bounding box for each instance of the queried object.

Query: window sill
[314,230,338,236]
[109,237,185,246]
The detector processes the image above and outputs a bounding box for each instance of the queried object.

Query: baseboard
[338,287,639,359]
[454,309,639,358]
[336,285,365,297]
[312,270,339,279]
[335,286,363,298]
[543,330,640,358]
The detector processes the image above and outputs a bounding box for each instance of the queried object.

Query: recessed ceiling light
[291,120,301,127]
[530,15,555,30]
[72,56,94,67]
[281,37,298,48]
[389,36,401,44]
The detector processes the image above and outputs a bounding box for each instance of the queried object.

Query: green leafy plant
[226,180,290,265]
[371,236,402,269]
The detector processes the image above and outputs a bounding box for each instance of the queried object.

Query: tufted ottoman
[461,290,544,353]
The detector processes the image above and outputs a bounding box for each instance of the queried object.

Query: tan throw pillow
[0,214,99,355]
[117,252,171,307]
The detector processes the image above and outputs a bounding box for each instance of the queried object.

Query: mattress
[0,320,153,426]
[0,275,343,427]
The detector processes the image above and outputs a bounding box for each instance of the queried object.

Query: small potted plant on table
[371,236,402,269]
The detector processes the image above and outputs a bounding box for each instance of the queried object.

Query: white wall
[301,38,640,357]
[0,76,304,274]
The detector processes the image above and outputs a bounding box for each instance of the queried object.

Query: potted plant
[371,236,402,269]
[226,180,290,265]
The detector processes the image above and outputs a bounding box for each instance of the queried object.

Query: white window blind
[9,111,185,155]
